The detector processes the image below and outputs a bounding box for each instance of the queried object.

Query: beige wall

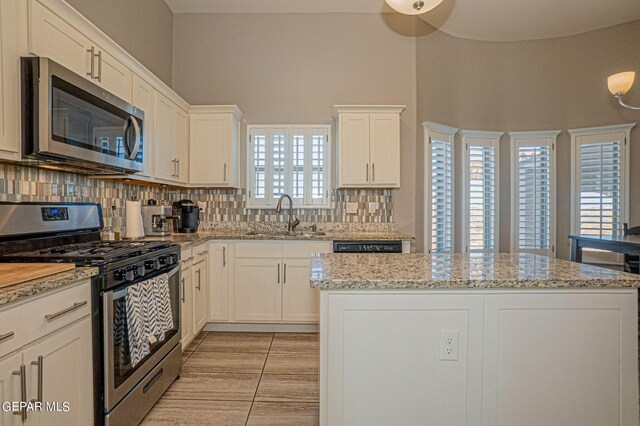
[417,20,640,258]
[66,0,174,85]
[172,13,420,240]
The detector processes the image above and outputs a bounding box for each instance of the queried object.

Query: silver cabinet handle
[181,277,185,302]
[277,264,280,284]
[30,356,43,404]
[366,163,369,182]
[45,301,87,322]
[283,263,287,284]
[176,159,180,178]
[196,269,201,290]
[222,247,226,267]
[0,331,14,342]
[224,163,227,181]
[12,365,27,421]
[372,163,375,182]
[197,250,208,256]
[86,46,95,78]
[96,49,102,82]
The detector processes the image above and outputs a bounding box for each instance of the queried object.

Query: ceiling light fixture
[608,71,640,110]
[385,0,443,15]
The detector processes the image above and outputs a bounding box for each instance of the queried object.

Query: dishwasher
[333,240,403,253]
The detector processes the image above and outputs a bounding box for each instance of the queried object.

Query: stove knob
[166,254,177,266]
[145,259,160,271]
[124,269,136,282]
[135,265,145,277]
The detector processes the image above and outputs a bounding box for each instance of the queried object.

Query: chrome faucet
[275,194,300,232]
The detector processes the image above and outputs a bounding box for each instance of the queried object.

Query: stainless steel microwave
[21,57,144,174]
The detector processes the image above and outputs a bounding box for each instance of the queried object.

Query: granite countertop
[310,253,640,290]
[0,267,99,307]
[146,230,414,249]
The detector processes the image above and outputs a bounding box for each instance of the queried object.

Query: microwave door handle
[123,117,133,158]
[128,117,141,160]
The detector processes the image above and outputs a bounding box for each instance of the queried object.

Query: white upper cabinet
[174,107,189,184]
[189,106,243,187]
[154,93,189,183]
[335,106,405,188]
[132,75,156,177]
[29,0,132,102]
[0,0,22,161]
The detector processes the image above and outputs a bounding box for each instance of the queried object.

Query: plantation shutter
[511,134,556,256]
[577,135,625,238]
[429,138,454,253]
[462,132,501,254]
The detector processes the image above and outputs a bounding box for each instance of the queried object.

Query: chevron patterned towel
[125,273,174,368]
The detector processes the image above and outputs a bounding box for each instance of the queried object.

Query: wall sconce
[385,0,443,15]
[608,71,640,110]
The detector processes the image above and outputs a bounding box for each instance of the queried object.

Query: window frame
[569,123,634,264]
[461,130,503,254]
[509,130,559,257]
[246,124,332,209]
[424,122,458,254]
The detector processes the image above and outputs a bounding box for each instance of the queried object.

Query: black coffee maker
[172,200,200,233]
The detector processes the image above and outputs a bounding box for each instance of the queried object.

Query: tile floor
[141,332,320,425]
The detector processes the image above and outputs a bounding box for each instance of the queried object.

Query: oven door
[103,265,180,412]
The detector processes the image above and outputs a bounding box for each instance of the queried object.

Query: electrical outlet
[439,330,459,361]
[368,202,377,212]
[197,201,207,213]
[346,202,358,214]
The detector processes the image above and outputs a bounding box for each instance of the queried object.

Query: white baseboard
[204,322,319,333]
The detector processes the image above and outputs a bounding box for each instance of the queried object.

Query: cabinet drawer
[235,241,283,258]
[282,241,333,258]
[181,248,193,270]
[0,303,25,356]
[23,281,91,344]
[192,244,209,265]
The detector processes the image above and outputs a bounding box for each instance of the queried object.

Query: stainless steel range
[0,202,182,426]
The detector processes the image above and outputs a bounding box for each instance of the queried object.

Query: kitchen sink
[244,230,326,237]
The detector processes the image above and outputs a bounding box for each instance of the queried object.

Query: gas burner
[2,240,173,265]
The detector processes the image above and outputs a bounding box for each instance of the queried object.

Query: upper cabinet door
[132,75,156,177]
[93,45,133,103]
[189,107,243,188]
[190,114,230,185]
[0,0,21,161]
[29,0,92,77]
[369,113,400,187]
[338,114,370,187]
[154,93,177,182]
[174,107,189,183]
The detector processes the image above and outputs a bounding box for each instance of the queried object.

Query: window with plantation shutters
[570,124,633,264]
[510,131,558,256]
[247,125,331,208]
[424,122,457,253]
[462,131,502,254]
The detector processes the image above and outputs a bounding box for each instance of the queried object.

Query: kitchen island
[311,253,640,426]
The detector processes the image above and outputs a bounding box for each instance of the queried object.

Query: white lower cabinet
[234,257,282,321]
[180,248,194,349]
[192,255,208,334]
[0,353,22,426]
[23,318,93,426]
[208,243,230,321]
[0,281,93,426]
[232,241,332,323]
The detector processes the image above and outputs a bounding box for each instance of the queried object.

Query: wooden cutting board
[0,263,76,289]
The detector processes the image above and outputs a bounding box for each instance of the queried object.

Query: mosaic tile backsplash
[0,164,394,225]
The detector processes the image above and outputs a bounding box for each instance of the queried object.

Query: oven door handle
[111,265,180,298]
